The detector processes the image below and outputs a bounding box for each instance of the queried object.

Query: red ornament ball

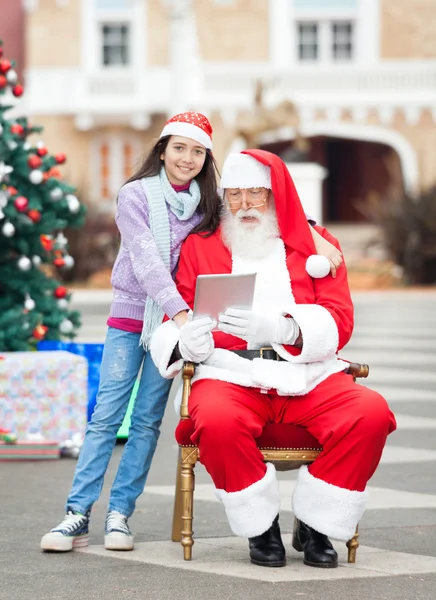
[37,146,48,157]
[12,84,24,97]
[14,196,29,212]
[55,153,67,164]
[53,257,65,268]
[0,59,11,73]
[54,286,68,299]
[0,75,7,89]
[28,155,43,169]
[10,124,24,135]
[32,324,48,340]
[28,209,41,223]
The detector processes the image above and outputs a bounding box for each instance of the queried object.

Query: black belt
[233,348,284,361]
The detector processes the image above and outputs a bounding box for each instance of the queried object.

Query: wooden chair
[171,359,369,563]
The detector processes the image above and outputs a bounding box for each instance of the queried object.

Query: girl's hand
[173,310,189,328]
[310,226,343,278]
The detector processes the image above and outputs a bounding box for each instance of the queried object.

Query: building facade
[17,0,436,222]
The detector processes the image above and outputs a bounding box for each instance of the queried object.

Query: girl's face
[160,136,207,186]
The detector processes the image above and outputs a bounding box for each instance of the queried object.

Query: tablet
[192,273,257,322]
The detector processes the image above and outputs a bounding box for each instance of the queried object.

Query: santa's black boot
[292,518,338,568]
[248,515,286,567]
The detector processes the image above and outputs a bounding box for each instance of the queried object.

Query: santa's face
[160,135,207,185]
[221,192,279,259]
[225,187,270,224]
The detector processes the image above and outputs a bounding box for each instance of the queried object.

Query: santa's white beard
[221,207,280,259]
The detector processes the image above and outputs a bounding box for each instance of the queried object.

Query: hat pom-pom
[306,255,330,279]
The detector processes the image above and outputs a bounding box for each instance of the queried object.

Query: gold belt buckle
[259,347,278,360]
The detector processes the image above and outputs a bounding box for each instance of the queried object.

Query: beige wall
[26,0,81,67]
[147,0,170,66]
[381,0,436,58]
[195,0,269,62]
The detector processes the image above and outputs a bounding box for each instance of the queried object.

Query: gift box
[37,341,135,439]
[0,440,60,461]
[38,341,104,421]
[0,351,88,443]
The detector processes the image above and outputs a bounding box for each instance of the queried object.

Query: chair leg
[180,460,196,560]
[171,449,183,542]
[346,525,359,563]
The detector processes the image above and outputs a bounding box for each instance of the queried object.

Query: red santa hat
[222,149,330,278]
[160,112,213,150]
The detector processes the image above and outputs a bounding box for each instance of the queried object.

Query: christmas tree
[0,41,86,351]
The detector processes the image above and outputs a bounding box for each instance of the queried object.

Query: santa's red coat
[152,225,355,397]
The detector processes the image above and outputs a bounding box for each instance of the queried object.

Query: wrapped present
[0,440,60,461]
[0,351,88,443]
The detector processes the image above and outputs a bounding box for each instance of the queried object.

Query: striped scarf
[140,167,201,349]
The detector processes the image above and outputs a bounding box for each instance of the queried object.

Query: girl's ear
[160,153,164,161]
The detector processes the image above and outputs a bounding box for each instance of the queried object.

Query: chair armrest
[180,362,195,419]
[346,363,369,378]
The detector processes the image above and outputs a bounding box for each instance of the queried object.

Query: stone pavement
[1,290,435,600]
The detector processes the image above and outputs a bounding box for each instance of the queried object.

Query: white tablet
[192,273,257,322]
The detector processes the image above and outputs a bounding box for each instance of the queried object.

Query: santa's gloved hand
[218,308,300,346]
[179,317,217,363]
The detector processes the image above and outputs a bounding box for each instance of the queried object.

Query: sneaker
[40,509,90,552]
[104,510,134,551]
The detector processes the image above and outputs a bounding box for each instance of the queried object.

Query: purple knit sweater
[110,180,202,321]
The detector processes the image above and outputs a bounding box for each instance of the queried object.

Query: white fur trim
[215,463,280,537]
[220,153,271,190]
[160,122,212,149]
[306,255,330,278]
[150,320,183,378]
[292,465,368,541]
[273,303,339,364]
[232,239,295,350]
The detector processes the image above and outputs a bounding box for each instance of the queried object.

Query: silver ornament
[63,255,75,269]
[6,69,18,85]
[18,256,32,271]
[57,298,68,310]
[32,255,42,266]
[29,170,44,184]
[24,294,36,311]
[59,319,74,334]
[66,194,80,213]
[2,222,15,237]
[50,187,63,201]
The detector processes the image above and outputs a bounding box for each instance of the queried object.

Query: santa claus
[151,149,396,569]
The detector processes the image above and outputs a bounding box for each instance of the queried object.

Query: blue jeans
[66,327,172,517]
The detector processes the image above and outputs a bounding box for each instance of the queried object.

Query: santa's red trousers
[188,372,396,494]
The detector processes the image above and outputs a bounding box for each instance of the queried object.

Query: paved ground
[1,290,436,600]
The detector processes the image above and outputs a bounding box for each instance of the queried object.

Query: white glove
[218,308,299,346]
[179,317,217,363]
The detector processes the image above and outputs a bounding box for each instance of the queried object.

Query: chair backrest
[180,361,369,420]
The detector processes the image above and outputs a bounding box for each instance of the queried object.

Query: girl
[40,112,342,553]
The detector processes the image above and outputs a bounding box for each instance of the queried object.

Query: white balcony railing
[22,60,436,125]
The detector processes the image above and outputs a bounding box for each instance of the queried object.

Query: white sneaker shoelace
[52,511,87,534]
[106,511,131,536]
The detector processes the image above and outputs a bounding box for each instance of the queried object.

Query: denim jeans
[66,327,172,517]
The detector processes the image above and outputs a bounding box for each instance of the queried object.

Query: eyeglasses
[225,188,269,209]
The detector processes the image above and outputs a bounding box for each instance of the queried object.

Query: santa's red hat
[160,112,213,150]
[223,149,330,278]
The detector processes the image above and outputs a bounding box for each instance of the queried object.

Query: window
[298,22,318,61]
[101,24,130,66]
[332,22,353,60]
[296,20,354,63]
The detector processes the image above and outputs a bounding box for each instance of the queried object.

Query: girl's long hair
[124,136,221,236]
